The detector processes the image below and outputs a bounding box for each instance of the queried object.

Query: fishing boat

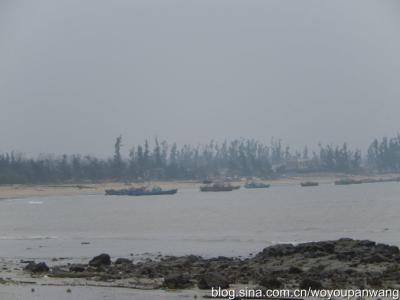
[105,186,177,196]
[334,178,363,185]
[244,181,270,189]
[300,181,319,187]
[202,179,213,184]
[200,182,238,192]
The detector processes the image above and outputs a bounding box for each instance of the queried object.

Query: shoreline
[1,173,399,200]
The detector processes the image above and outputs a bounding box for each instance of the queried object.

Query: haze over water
[1,1,400,156]
[1,182,399,260]
[1,1,400,299]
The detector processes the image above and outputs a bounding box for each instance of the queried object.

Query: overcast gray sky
[0,0,399,157]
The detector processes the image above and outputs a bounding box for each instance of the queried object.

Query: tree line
[0,135,399,184]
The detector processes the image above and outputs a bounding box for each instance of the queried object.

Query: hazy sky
[1,0,399,157]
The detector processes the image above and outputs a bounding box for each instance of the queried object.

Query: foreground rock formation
[24,239,400,290]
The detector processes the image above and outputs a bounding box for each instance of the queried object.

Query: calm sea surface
[1,182,399,260]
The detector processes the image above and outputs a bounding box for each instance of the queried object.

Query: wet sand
[0,284,201,300]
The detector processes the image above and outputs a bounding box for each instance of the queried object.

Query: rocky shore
[21,238,400,291]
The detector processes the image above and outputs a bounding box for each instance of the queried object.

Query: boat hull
[244,184,270,189]
[200,186,234,192]
[334,179,362,185]
[300,182,319,187]
[105,189,178,196]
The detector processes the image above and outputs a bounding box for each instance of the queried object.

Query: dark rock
[259,275,283,289]
[299,278,323,290]
[258,244,296,258]
[307,264,326,275]
[69,264,86,272]
[297,241,335,254]
[115,258,132,265]
[367,275,383,287]
[138,266,156,277]
[361,254,387,264]
[89,254,111,267]
[197,272,230,289]
[20,260,34,264]
[335,251,357,261]
[162,255,201,268]
[182,255,202,264]
[356,240,376,248]
[24,262,49,273]
[303,250,326,258]
[288,266,303,274]
[375,244,399,257]
[163,274,193,289]
[37,238,400,291]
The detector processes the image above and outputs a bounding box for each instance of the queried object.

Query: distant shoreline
[0,173,399,200]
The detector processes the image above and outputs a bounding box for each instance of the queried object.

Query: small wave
[28,201,43,204]
[74,235,274,244]
[181,237,270,244]
[0,236,58,241]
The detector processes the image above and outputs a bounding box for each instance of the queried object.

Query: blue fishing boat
[200,182,240,192]
[300,181,319,187]
[105,186,177,196]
